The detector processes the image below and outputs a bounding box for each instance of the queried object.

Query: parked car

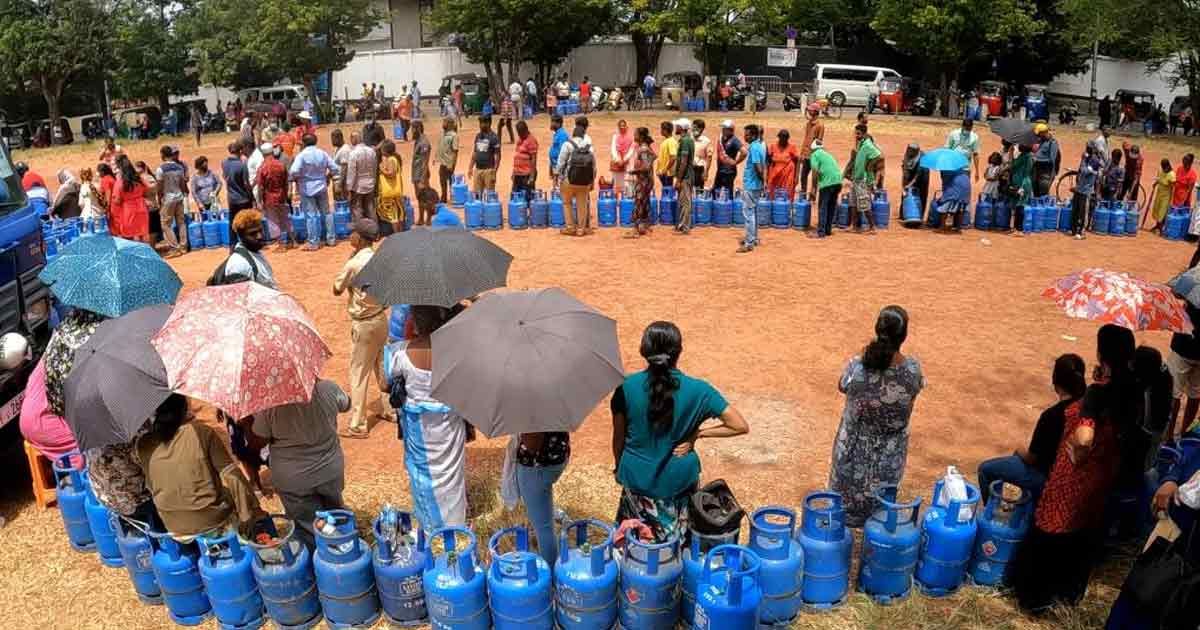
[239,85,308,114]
[812,63,901,107]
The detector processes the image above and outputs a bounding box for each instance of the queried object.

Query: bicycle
[627,89,650,112]
[1054,169,1147,213]
[812,97,843,119]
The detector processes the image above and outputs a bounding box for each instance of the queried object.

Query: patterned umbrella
[1167,267,1200,308]
[39,235,182,318]
[150,283,331,419]
[1043,268,1192,333]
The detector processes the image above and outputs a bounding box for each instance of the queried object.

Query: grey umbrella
[352,228,513,307]
[63,304,172,451]
[429,288,624,438]
[988,118,1039,146]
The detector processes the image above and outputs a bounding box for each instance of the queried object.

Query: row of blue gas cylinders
[556,100,582,117]
[42,216,109,262]
[1090,199,1140,236]
[1161,205,1193,240]
[682,98,707,112]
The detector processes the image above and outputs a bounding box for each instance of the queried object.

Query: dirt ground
[2,112,1196,629]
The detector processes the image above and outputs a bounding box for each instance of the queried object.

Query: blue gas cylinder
[53,455,95,552]
[974,196,994,230]
[373,508,428,627]
[186,215,205,250]
[217,211,231,247]
[334,200,352,239]
[859,486,922,604]
[116,517,162,605]
[94,215,109,235]
[1058,200,1073,233]
[555,519,619,630]
[314,510,382,628]
[618,529,682,630]
[1123,201,1139,236]
[683,529,741,628]
[969,481,1033,587]
[693,545,761,630]
[249,515,323,630]
[1093,201,1113,235]
[1041,197,1059,231]
[834,195,850,228]
[1165,207,1188,240]
[659,187,677,225]
[85,487,124,567]
[483,190,503,230]
[797,491,852,609]
[731,190,744,226]
[915,478,980,596]
[290,208,308,242]
[757,192,774,228]
[769,190,789,228]
[202,212,222,249]
[748,507,803,627]
[465,193,485,229]
[871,190,890,228]
[901,188,923,226]
[1020,201,1037,233]
[792,196,812,230]
[197,530,265,630]
[648,193,660,224]
[424,527,490,630]
[620,195,635,227]
[508,191,529,229]
[597,190,618,227]
[488,527,553,629]
[694,189,712,225]
[549,190,566,227]
[452,175,469,207]
[713,190,733,227]
[529,191,549,228]
[151,533,214,625]
[987,197,1007,230]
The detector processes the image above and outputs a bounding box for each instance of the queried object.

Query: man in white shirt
[525,78,537,112]
[555,74,571,100]
[945,118,981,181]
[691,119,712,190]
[246,142,268,206]
[222,209,277,288]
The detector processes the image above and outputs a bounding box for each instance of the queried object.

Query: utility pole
[1089,40,1099,114]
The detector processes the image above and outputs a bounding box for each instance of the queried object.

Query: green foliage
[751,0,876,46]
[110,0,200,106]
[523,0,616,71]
[989,0,1089,85]
[872,0,1043,73]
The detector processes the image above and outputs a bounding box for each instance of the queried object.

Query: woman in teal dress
[1008,144,1034,232]
[611,321,750,542]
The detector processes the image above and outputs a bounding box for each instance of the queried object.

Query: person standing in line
[246,141,266,207]
[610,120,636,197]
[765,129,800,201]
[548,115,570,187]
[110,155,150,243]
[508,79,523,114]
[691,119,712,193]
[580,76,592,114]
[498,93,516,144]
[331,129,351,202]
[345,131,379,227]
[712,120,743,199]
[377,140,405,234]
[396,94,413,143]
[798,104,825,197]
[1068,145,1102,239]
[289,133,340,251]
[556,125,596,236]
[220,209,278,288]
[807,139,842,239]
[436,118,460,204]
[512,120,538,206]
[555,74,571,102]
[333,220,389,440]
[900,144,930,223]
[410,80,422,118]
[222,141,254,252]
[1122,143,1144,204]
[256,145,295,249]
[525,77,538,113]
[1007,145,1035,233]
[656,121,678,190]
[1032,123,1060,198]
[1148,158,1175,233]
[155,145,189,258]
[1100,148,1125,203]
[673,119,696,234]
[189,156,222,217]
[411,121,432,202]
[362,113,386,149]
[626,126,656,238]
[467,116,502,196]
[845,123,883,233]
[945,118,981,182]
[737,124,765,253]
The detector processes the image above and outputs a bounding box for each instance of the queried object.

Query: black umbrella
[988,118,1039,146]
[352,228,513,307]
[64,304,172,451]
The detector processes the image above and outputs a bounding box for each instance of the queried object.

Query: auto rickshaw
[978,80,1005,119]
[439,73,489,115]
[662,71,702,110]
[1024,84,1049,122]
[878,76,909,113]
[1115,89,1155,128]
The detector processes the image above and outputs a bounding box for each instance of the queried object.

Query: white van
[238,84,309,113]
[813,64,902,107]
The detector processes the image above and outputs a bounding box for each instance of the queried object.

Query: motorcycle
[910,95,935,116]
[201,112,226,133]
[782,91,805,112]
[727,87,768,112]
[590,87,606,111]
[1058,104,1078,125]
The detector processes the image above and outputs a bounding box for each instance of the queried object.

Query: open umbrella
[151,283,331,419]
[353,229,513,307]
[1168,267,1200,308]
[1044,268,1192,333]
[918,148,970,172]
[988,118,1039,146]
[63,305,172,451]
[38,235,182,318]
[430,288,624,437]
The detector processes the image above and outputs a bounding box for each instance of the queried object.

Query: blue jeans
[741,188,761,247]
[516,463,566,566]
[977,455,1046,504]
[300,192,335,247]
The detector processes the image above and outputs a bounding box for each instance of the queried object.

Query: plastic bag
[935,465,974,521]
[1179,469,1200,510]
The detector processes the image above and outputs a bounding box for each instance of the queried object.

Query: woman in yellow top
[655,120,678,189]
[1147,157,1175,233]
[378,140,405,235]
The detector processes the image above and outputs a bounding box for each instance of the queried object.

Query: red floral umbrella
[1043,268,1192,333]
[150,283,331,419]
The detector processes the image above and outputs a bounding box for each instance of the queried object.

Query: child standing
[982,151,1003,202]
[78,167,101,220]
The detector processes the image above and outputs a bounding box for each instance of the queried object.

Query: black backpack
[207,248,259,286]
[566,140,596,186]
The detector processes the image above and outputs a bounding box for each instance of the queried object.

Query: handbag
[1123,517,1199,620]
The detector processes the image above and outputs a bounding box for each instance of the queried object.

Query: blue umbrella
[38,235,182,318]
[919,148,970,172]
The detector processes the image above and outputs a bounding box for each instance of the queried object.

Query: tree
[0,0,111,142]
[523,0,616,89]
[655,0,754,75]
[872,0,1043,114]
[987,0,1089,87]
[111,0,200,112]
[616,0,677,83]
[751,0,878,48]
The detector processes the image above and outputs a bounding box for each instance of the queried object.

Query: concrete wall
[1048,55,1186,104]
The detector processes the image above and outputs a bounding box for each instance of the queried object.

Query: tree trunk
[158,92,171,115]
[41,77,64,146]
[1188,52,1200,133]
[632,31,665,82]
[938,71,949,118]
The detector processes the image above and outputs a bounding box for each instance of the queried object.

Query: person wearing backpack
[209,208,277,289]
[555,125,596,236]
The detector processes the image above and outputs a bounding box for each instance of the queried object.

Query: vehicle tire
[829,92,846,107]
[1055,170,1079,200]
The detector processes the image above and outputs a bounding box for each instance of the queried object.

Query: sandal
[339,428,370,439]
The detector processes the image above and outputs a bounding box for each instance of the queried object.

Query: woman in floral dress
[828,305,925,527]
[626,127,655,238]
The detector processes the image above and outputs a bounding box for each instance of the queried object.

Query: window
[419,0,436,48]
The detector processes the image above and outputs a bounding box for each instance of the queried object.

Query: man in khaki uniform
[332,220,389,438]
